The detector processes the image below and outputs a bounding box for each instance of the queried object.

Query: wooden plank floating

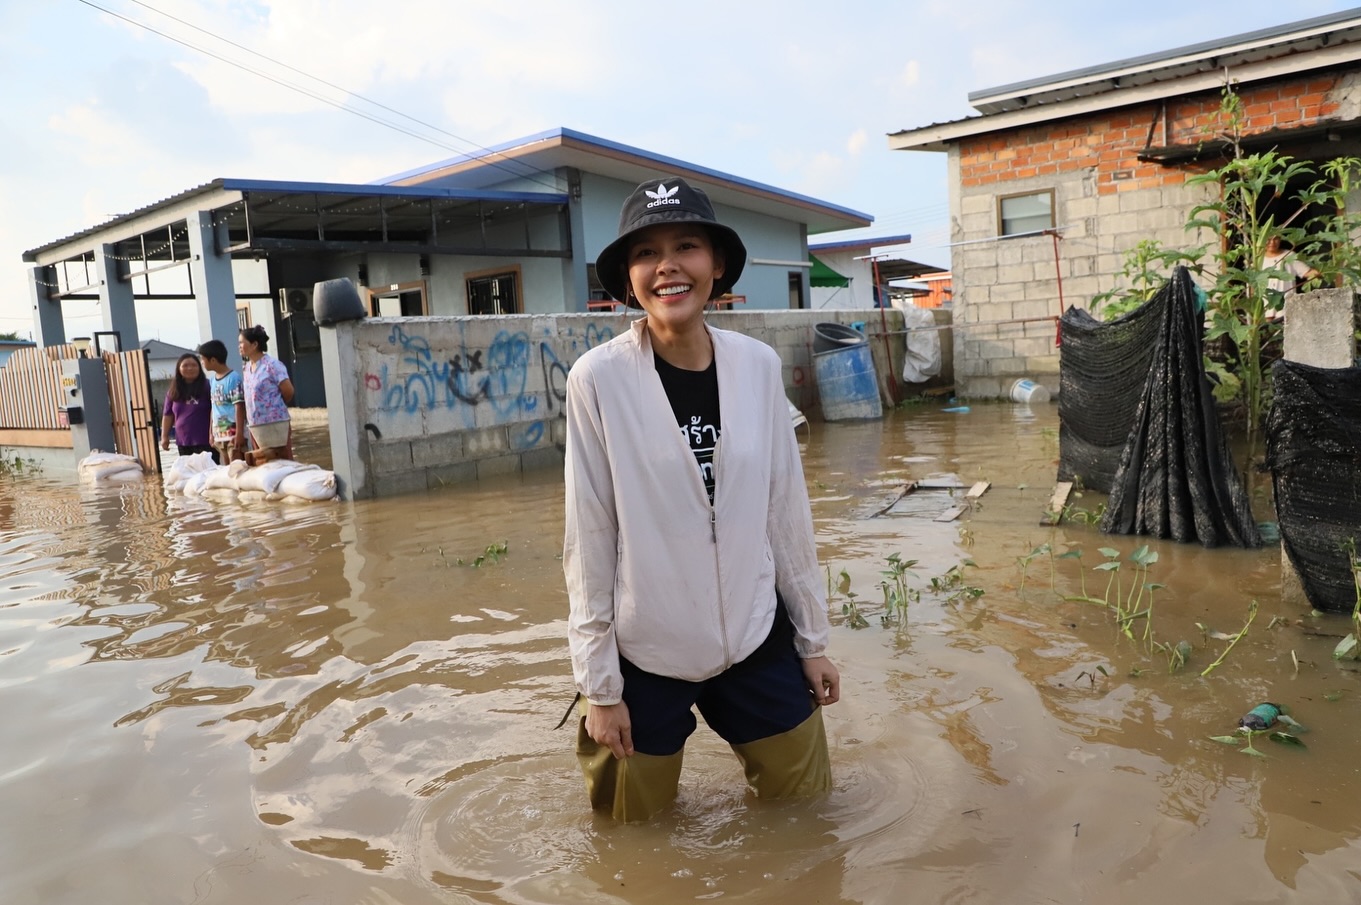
[917,475,965,489]
[1041,481,1074,526]
[872,481,917,517]
[935,505,969,523]
[966,481,991,499]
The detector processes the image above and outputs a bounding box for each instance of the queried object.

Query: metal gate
[104,349,160,474]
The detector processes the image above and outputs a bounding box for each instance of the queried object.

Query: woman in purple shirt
[160,353,216,460]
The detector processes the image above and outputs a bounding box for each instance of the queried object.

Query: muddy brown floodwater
[2,403,1359,905]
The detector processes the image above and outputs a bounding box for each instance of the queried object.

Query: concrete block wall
[322,308,938,499]
[946,70,1357,398]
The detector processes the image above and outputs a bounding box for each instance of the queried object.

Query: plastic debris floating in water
[1238,702,1282,731]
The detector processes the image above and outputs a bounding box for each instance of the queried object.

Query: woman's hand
[801,655,841,706]
[585,701,634,759]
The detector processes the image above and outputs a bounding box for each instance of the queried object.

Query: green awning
[809,254,850,288]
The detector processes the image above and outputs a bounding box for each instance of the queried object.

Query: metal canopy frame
[30,182,571,302]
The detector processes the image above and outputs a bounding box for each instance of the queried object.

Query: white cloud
[901,60,921,88]
[846,129,869,157]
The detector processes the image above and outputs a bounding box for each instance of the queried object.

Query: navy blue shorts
[620,597,816,756]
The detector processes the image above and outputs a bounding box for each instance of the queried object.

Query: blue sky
[0,0,1346,346]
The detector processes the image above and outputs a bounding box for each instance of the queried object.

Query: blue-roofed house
[22,128,872,408]
[0,339,35,368]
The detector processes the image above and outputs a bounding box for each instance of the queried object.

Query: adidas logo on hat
[644,183,681,208]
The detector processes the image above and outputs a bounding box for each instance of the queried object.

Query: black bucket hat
[594,176,747,306]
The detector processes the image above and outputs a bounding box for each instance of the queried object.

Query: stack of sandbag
[163,451,217,492]
[171,457,337,504]
[78,451,143,482]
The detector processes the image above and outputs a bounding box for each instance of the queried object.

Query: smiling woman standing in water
[562,176,840,822]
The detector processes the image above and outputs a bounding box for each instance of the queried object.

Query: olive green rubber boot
[731,707,831,799]
[575,718,684,822]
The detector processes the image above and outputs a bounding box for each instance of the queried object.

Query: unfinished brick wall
[949,70,1353,398]
[959,74,1343,196]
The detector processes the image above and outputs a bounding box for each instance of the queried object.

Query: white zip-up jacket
[564,317,830,705]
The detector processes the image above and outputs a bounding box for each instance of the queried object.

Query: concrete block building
[888,9,1361,397]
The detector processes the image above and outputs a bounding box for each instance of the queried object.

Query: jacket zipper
[711,437,729,667]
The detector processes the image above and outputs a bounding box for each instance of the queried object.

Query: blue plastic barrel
[813,323,882,421]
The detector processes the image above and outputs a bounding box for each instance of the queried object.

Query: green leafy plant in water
[1180,86,1361,466]
[1198,599,1259,677]
[1331,539,1361,661]
[458,541,509,567]
[1075,664,1109,688]
[878,553,919,627]
[1061,501,1106,526]
[931,560,984,606]
[0,446,41,477]
[1016,543,1055,595]
[829,566,869,629]
[1151,639,1194,674]
[1056,544,1195,672]
[1090,238,1204,321]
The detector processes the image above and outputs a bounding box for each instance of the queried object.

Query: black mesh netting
[1058,266,1262,548]
[1266,360,1361,613]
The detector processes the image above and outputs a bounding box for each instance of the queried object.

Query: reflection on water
[2,404,1359,904]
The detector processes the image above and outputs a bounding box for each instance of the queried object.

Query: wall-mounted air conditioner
[278,287,314,319]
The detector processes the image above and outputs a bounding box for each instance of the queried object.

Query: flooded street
[3,403,1359,904]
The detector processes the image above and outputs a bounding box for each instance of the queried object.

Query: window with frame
[466,266,521,315]
[997,190,1055,237]
[367,280,428,317]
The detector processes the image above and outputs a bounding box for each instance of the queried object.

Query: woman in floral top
[238,326,295,464]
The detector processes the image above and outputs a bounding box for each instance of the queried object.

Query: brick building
[888,9,1361,397]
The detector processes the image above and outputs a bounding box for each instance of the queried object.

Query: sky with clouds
[0,0,1347,347]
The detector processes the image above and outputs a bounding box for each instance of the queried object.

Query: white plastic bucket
[1009,378,1051,404]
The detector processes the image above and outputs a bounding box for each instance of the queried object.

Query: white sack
[183,471,212,497]
[276,469,338,502]
[78,452,142,482]
[900,306,943,384]
[235,460,312,495]
[165,451,216,491]
[201,466,239,491]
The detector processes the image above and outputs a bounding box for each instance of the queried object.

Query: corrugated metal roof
[381,127,873,232]
[970,8,1361,113]
[809,232,915,253]
[890,8,1361,149]
[24,178,569,262]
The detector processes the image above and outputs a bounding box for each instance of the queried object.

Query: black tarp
[1058,266,1261,547]
[1266,360,1361,613]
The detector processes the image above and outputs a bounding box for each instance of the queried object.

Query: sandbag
[101,469,145,483]
[236,460,315,495]
[165,451,216,491]
[78,452,142,482]
[201,467,238,491]
[276,468,338,501]
[183,471,212,497]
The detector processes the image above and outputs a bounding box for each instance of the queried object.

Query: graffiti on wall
[363,321,616,439]
[540,322,614,414]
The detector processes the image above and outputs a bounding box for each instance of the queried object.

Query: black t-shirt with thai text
[654,353,721,503]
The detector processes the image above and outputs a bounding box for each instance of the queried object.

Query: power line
[74,0,564,192]
[123,0,560,189]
